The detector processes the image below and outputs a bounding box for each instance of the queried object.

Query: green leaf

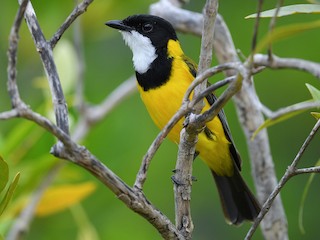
[0,172,20,216]
[299,159,320,234]
[252,107,307,139]
[306,0,320,4]
[0,156,9,193]
[306,83,320,101]
[255,19,320,53]
[70,204,99,240]
[245,4,320,19]
[311,112,320,120]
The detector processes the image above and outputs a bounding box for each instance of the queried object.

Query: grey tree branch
[262,101,320,120]
[4,0,183,239]
[20,0,70,135]
[174,0,217,233]
[151,1,289,239]
[173,2,218,237]
[245,118,320,239]
[3,0,319,239]
[266,0,284,58]
[50,0,94,48]
[254,53,320,78]
[7,0,29,108]
[134,106,189,190]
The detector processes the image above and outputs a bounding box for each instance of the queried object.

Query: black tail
[212,168,261,225]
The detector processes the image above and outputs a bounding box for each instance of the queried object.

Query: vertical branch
[267,0,284,58]
[7,0,29,108]
[213,9,288,240]
[20,0,70,135]
[173,0,218,238]
[251,0,264,55]
[194,0,218,112]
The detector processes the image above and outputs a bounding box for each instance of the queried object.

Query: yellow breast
[137,40,234,176]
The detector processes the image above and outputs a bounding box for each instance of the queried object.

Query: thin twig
[183,62,240,103]
[267,0,284,59]
[251,0,264,55]
[50,0,94,48]
[254,54,320,78]
[195,0,218,109]
[245,119,320,239]
[190,75,236,107]
[134,106,189,190]
[21,0,70,135]
[7,0,29,107]
[0,109,19,120]
[294,166,320,175]
[265,101,320,120]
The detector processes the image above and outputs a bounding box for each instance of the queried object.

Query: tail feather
[212,169,261,225]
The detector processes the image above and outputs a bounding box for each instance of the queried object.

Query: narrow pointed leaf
[255,19,320,53]
[307,0,320,4]
[252,108,306,139]
[0,172,20,216]
[0,156,9,193]
[299,159,320,234]
[311,112,320,120]
[306,83,320,101]
[245,4,320,19]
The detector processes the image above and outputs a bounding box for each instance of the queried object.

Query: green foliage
[253,84,320,139]
[254,19,320,53]
[306,83,320,101]
[1,0,320,239]
[0,157,9,194]
[0,157,20,217]
[299,159,320,234]
[311,112,320,120]
[307,0,320,3]
[0,156,20,239]
[245,4,320,19]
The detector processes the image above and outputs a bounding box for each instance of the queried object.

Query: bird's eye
[142,23,153,33]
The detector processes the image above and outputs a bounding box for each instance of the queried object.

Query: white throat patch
[121,31,157,74]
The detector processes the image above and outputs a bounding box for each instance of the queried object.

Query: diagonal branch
[50,0,95,48]
[174,1,218,238]
[20,0,70,135]
[7,0,29,108]
[245,118,320,239]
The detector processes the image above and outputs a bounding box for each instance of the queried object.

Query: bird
[106,14,260,225]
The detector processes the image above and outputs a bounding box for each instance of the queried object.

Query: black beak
[105,20,133,32]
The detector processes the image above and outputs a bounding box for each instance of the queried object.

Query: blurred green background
[1,0,320,239]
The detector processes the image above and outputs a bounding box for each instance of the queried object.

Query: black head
[106,14,178,49]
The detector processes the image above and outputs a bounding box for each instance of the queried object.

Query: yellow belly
[137,57,234,176]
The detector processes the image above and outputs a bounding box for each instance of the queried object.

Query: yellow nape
[138,39,234,177]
